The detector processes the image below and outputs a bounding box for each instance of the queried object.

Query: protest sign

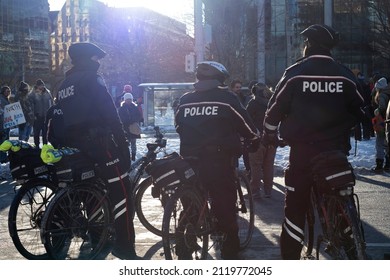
[3,101,26,129]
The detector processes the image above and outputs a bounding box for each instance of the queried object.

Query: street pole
[194,0,204,64]
[324,0,333,26]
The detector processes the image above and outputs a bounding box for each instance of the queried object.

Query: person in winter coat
[230,79,251,173]
[54,42,138,260]
[372,77,390,172]
[30,79,53,147]
[175,61,259,259]
[115,84,132,108]
[262,24,364,259]
[354,72,373,141]
[14,82,35,142]
[118,92,142,161]
[246,83,277,198]
[0,86,11,164]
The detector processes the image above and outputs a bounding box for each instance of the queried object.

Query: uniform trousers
[71,136,135,248]
[198,153,239,259]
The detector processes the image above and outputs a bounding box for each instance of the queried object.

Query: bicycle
[1,140,58,260]
[39,127,169,259]
[160,160,254,260]
[301,150,368,260]
[130,126,170,236]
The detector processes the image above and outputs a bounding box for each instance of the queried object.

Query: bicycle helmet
[195,61,230,83]
[300,24,339,49]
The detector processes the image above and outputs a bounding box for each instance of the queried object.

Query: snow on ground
[138,126,377,176]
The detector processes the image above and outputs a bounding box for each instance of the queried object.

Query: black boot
[384,156,390,171]
[131,154,136,161]
[372,158,384,173]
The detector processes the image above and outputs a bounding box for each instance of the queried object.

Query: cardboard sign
[3,102,26,129]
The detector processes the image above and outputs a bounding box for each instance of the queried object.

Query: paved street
[1,170,389,260]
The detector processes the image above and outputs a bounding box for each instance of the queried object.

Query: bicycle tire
[301,192,316,259]
[41,184,112,260]
[134,176,166,236]
[236,171,254,249]
[324,195,367,259]
[8,178,57,260]
[162,187,210,260]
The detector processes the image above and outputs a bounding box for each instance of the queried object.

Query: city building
[0,0,50,88]
[50,0,195,99]
[202,0,376,87]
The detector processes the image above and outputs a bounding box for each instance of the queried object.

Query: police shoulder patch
[97,76,106,87]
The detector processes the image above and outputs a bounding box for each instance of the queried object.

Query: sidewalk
[130,176,286,260]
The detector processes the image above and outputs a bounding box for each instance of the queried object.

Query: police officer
[175,61,259,259]
[262,24,365,259]
[56,42,138,259]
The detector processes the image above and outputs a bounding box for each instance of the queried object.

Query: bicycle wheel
[134,176,166,236]
[162,187,210,260]
[8,178,57,260]
[236,171,254,249]
[323,195,367,260]
[301,192,316,260]
[41,184,112,260]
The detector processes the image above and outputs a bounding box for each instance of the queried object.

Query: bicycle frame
[129,126,167,192]
[305,185,367,260]
[162,167,254,259]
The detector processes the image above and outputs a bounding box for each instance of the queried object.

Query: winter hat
[18,81,29,91]
[35,79,45,87]
[123,84,132,92]
[248,80,258,94]
[375,77,388,90]
[251,82,266,95]
[123,93,133,101]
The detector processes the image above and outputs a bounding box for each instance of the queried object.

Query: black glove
[245,137,261,153]
[261,131,278,147]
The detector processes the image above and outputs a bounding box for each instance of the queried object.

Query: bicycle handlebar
[146,127,167,153]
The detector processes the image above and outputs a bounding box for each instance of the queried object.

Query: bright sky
[48,0,193,24]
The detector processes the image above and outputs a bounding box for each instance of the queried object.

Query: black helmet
[196,61,230,83]
[68,42,106,62]
[300,24,339,49]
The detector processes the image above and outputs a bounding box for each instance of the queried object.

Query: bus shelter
[138,82,194,127]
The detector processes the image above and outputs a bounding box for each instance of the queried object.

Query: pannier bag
[146,152,196,196]
[40,144,96,182]
[310,150,355,193]
[0,140,48,180]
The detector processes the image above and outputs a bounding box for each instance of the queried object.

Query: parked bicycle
[131,126,169,236]
[301,150,368,260]
[156,156,254,260]
[0,140,58,260]
[39,126,169,259]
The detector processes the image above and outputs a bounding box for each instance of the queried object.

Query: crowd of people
[0,22,389,260]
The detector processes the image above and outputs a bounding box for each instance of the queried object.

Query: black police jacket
[175,80,258,157]
[45,103,65,148]
[56,63,126,146]
[264,54,365,147]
